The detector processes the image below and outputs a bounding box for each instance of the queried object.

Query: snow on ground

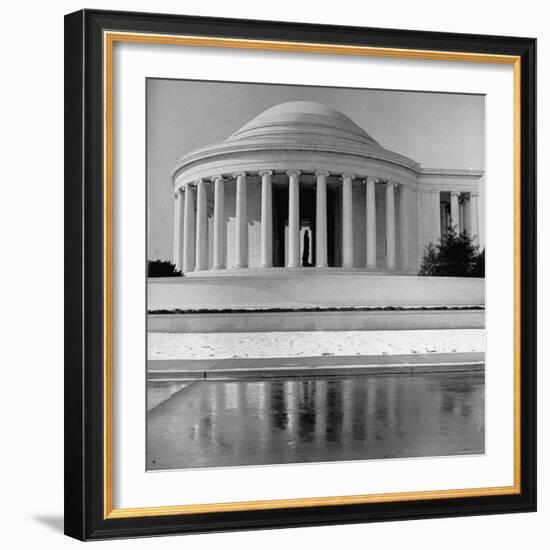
[148,329,485,360]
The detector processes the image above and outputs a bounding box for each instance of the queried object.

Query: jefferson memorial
[149,101,485,328]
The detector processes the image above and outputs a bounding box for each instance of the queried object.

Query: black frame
[64,9,537,541]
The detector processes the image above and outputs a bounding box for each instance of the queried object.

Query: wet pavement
[147,372,484,470]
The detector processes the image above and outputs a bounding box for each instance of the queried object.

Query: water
[147,373,484,470]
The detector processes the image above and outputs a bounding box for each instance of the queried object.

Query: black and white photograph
[146,79,486,471]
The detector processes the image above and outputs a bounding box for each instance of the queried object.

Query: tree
[419,227,485,277]
[147,260,183,277]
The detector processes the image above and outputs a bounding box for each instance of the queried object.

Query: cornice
[172,140,421,182]
[418,167,485,179]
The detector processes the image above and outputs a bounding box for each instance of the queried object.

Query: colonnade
[173,171,405,273]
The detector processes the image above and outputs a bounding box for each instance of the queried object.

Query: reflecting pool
[147,372,484,470]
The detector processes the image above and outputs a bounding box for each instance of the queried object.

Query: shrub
[419,227,485,278]
[471,248,485,278]
[147,260,183,277]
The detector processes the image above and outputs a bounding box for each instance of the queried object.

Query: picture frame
[64,8,536,540]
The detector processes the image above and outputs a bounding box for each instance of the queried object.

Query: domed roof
[226,101,380,147]
[172,100,420,182]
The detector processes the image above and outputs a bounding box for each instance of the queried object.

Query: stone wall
[148,308,484,333]
[148,271,485,311]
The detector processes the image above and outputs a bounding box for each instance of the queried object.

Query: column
[182,185,195,272]
[194,179,208,271]
[463,194,472,236]
[386,181,397,270]
[173,189,184,270]
[459,200,465,233]
[341,174,354,268]
[470,192,480,245]
[212,175,225,270]
[433,191,442,242]
[315,171,328,268]
[259,170,273,268]
[450,191,460,233]
[287,170,301,268]
[399,184,410,270]
[234,172,248,269]
[366,177,377,269]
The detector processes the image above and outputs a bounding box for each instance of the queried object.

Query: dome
[172,100,420,183]
[226,101,380,148]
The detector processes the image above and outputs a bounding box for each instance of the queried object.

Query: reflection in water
[147,373,485,470]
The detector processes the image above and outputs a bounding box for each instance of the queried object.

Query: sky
[147,78,485,261]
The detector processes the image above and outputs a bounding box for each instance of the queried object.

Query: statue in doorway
[302,229,312,267]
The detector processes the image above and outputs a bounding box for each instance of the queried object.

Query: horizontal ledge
[148,305,485,315]
[149,269,484,280]
[147,362,485,381]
